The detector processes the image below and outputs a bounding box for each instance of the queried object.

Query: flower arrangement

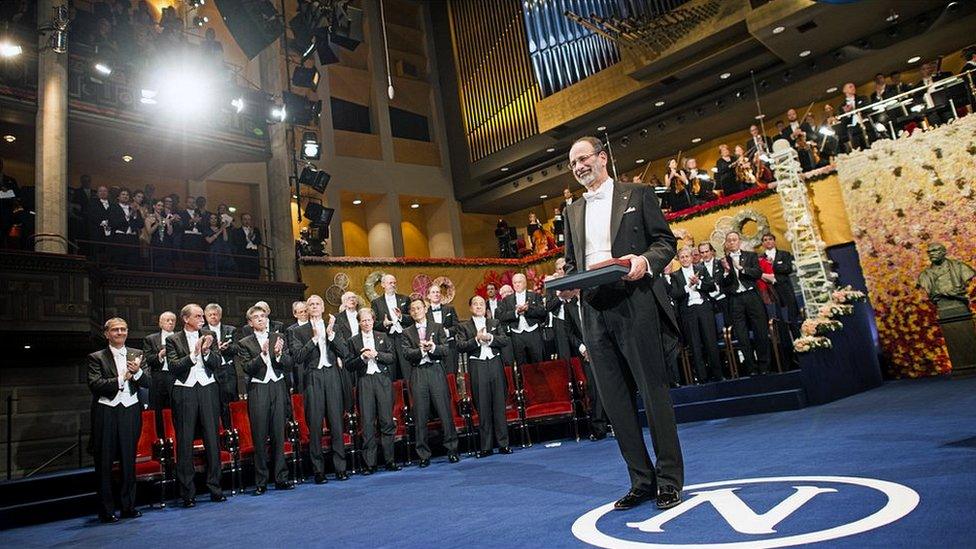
[801,317,843,337]
[794,335,833,353]
[830,285,867,304]
[818,302,855,319]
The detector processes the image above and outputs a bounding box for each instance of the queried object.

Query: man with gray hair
[205,303,238,428]
[497,273,546,364]
[291,300,309,327]
[335,291,362,341]
[371,274,413,379]
[144,311,177,435]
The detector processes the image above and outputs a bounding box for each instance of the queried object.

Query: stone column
[258,42,297,282]
[34,0,69,254]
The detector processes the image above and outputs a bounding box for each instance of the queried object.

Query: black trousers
[581,290,684,494]
[304,366,346,475]
[469,356,509,451]
[151,369,174,436]
[358,374,395,467]
[410,363,458,460]
[389,333,411,380]
[583,360,609,436]
[510,329,545,365]
[730,289,771,375]
[681,303,723,382]
[216,363,238,431]
[552,317,573,362]
[712,296,731,331]
[92,403,141,518]
[248,379,288,487]
[172,383,223,499]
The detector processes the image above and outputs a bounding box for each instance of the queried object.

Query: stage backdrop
[298,175,853,316]
[836,116,976,378]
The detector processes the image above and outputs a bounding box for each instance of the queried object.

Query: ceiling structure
[431,0,976,214]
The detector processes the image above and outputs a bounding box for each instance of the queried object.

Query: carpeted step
[672,389,808,424]
[668,371,804,405]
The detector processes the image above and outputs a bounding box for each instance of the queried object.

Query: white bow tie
[583,185,611,202]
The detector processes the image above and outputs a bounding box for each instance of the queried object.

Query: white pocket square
[624,206,637,214]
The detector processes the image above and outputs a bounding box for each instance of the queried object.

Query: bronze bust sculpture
[917,243,976,319]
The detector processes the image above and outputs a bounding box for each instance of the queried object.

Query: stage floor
[2,376,974,548]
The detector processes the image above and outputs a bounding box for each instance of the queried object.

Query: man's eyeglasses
[569,151,601,169]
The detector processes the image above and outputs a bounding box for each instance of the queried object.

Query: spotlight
[826,86,838,93]
[4,135,16,143]
[303,203,335,228]
[639,128,648,137]
[410,203,420,209]
[597,126,607,131]
[500,167,509,172]
[352,197,363,205]
[620,136,630,147]
[283,91,321,125]
[94,62,112,75]
[228,206,237,213]
[635,158,646,164]
[189,0,206,6]
[720,72,731,79]
[772,26,785,34]
[231,97,245,113]
[907,55,921,64]
[270,104,287,122]
[539,194,548,199]
[122,155,133,163]
[799,50,811,58]
[0,41,23,58]
[193,16,210,27]
[299,165,331,193]
[292,66,320,90]
[654,100,665,107]
[691,137,702,143]
[301,131,321,160]
[545,147,555,152]
[140,88,158,105]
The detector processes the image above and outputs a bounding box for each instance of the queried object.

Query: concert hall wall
[836,115,976,379]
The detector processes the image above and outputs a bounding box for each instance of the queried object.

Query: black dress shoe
[120,509,142,519]
[384,462,401,472]
[99,514,119,524]
[656,486,682,510]
[314,473,328,484]
[614,489,655,510]
[181,498,196,508]
[275,482,295,490]
[498,446,513,454]
[476,450,493,458]
[254,486,267,496]
[335,471,350,481]
[448,453,460,463]
[418,458,430,468]
[361,467,374,475]
[210,493,227,503]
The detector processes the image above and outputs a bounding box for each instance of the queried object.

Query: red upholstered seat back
[230,400,253,455]
[522,360,570,405]
[392,380,407,438]
[136,410,158,459]
[503,366,519,422]
[291,393,309,443]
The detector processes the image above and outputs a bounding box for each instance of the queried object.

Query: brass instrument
[734,155,757,186]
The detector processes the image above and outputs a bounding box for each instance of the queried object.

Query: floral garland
[665,186,773,222]
[304,248,564,268]
[794,285,867,353]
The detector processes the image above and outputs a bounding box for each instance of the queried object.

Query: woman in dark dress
[661,158,694,212]
[204,215,236,276]
[715,144,739,196]
[144,199,175,272]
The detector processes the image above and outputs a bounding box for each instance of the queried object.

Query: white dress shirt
[184,209,199,233]
[98,346,142,408]
[243,226,258,250]
[384,294,403,334]
[681,266,704,306]
[471,316,495,360]
[415,322,436,364]
[310,318,335,368]
[251,330,284,383]
[160,330,173,371]
[488,299,499,317]
[344,309,360,337]
[173,330,216,387]
[729,251,748,293]
[512,291,537,333]
[430,305,443,325]
[703,261,724,300]
[117,204,135,235]
[582,179,614,269]
[360,331,380,375]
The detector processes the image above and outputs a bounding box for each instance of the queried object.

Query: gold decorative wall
[447,0,541,162]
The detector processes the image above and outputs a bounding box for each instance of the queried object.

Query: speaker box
[214,0,282,59]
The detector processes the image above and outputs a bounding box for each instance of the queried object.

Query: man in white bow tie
[561,135,684,512]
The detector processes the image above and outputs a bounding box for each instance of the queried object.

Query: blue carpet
[3,377,974,548]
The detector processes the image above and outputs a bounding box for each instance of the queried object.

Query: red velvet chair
[519,360,579,440]
[133,409,174,507]
[504,365,530,446]
[391,380,415,465]
[446,372,478,455]
[160,408,235,492]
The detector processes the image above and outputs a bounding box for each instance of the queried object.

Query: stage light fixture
[0,40,23,58]
[189,0,206,7]
[691,137,702,143]
[3,135,16,142]
[352,197,363,205]
[283,91,321,126]
[907,55,921,64]
[500,167,509,172]
[597,126,607,131]
[270,104,287,122]
[635,158,645,164]
[303,202,335,227]
[720,72,731,79]
[299,165,331,193]
[546,147,555,152]
[539,194,548,199]
[826,86,838,93]
[799,50,811,58]
[654,100,665,107]
[410,203,420,209]
[228,206,237,213]
[231,97,245,113]
[301,131,321,160]
[772,26,785,34]
[94,62,112,75]
[122,155,133,163]
[292,66,320,90]
[639,128,648,137]
[140,88,158,104]
[194,16,210,27]
[620,136,630,147]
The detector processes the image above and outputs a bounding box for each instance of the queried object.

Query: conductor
[561,136,684,510]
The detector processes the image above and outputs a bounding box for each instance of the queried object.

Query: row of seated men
[89,288,605,523]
